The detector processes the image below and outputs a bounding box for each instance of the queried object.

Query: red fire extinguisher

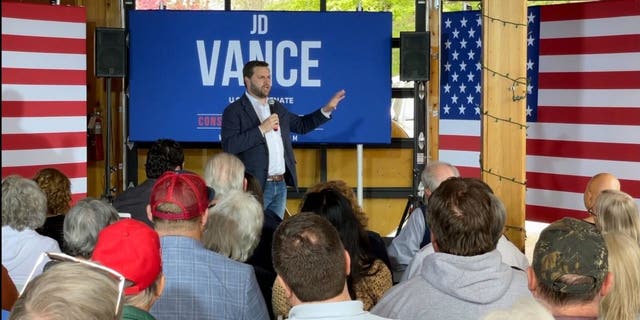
[88,110,104,161]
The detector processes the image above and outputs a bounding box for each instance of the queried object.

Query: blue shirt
[150,236,268,320]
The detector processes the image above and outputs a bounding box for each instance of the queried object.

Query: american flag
[2,2,87,203]
[439,1,640,223]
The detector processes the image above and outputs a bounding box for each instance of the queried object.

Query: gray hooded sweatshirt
[371,250,531,320]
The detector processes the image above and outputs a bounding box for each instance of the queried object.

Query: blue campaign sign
[128,10,391,144]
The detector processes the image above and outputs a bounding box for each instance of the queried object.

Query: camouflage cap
[532,217,608,294]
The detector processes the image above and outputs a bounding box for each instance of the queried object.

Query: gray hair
[2,175,47,231]
[594,189,640,244]
[202,190,263,262]
[490,194,507,243]
[63,197,119,258]
[203,153,245,199]
[421,161,460,193]
[11,261,124,320]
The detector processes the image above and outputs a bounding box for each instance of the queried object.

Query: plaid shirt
[150,236,268,320]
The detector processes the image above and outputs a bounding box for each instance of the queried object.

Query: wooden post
[481,0,527,250]
[427,0,441,162]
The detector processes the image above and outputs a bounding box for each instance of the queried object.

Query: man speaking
[221,60,346,219]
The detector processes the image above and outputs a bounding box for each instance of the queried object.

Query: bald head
[421,161,460,199]
[584,173,621,213]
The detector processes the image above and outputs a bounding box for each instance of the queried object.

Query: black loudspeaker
[95,28,126,78]
[400,32,430,81]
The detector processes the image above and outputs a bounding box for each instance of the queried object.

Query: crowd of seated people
[3,137,639,320]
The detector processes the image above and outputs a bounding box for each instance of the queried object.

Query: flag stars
[476,39,482,48]
[443,104,451,114]
[444,83,451,93]
[453,28,460,38]
[452,50,460,60]
[475,83,482,93]
[527,59,535,70]
[460,61,467,71]
[460,17,468,27]
[526,105,533,117]
[474,106,481,115]
[445,39,452,49]
[466,94,474,104]
[527,33,535,46]
[527,83,533,94]
[445,18,452,28]
[460,38,467,48]
[476,14,482,26]
[452,94,459,104]
[459,83,467,93]
[528,12,535,24]
[476,62,482,71]
[444,62,452,71]
[468,50,476,60]
[468,28,476,38]
[467,72,475,82]
[458,105,466,114]
[452,72,459,82]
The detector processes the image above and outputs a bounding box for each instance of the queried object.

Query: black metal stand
[395,194,423,236]
[102,77,114,202]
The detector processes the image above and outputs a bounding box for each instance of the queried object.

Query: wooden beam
[428,0,441,162]
[481,0,528,250]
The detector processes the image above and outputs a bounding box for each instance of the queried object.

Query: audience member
[33,168,72,249]
[600,232,640,320]
[221,60,346,219]
[63,197,119,258]
[203,152,246,199]
[93,219,165,320]
[371,177,531,319]
[113,139,184,226]
[593,189,640,244]
[528,217,613,319]
[2,175,61,291]
[147,171,268,319]
[245,171,283,272]
[306,180,391,269]
[2,265,18,313]
[202,190,263,262]
[387,161,460,280]
[403,193,529,281]
[583,172,620,224]
[10,259,125,320]
[244,171,282,319]
[273,189,392,318]
[273,212,391,320]
[203,152,280,317]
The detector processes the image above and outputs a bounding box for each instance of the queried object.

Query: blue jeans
[263,180,287,219]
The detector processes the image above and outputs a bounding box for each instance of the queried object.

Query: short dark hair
[243,60,269,79]
[427,177,497,256]
[145,139,184,179]
[272,212,346,302]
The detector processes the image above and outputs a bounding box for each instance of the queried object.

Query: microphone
[268,98,278,131]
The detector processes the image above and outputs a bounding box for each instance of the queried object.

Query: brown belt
[266,174,284,182]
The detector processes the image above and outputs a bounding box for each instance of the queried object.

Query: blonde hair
[11,262,124,320]
[202,190,263,262]
[595,190,640,244]
[305,180,368,228]
[600,232,640,320]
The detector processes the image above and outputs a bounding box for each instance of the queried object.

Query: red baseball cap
[150,171,212,220]
[92,219,162,295]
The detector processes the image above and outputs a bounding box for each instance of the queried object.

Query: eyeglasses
[22,252,126,317]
